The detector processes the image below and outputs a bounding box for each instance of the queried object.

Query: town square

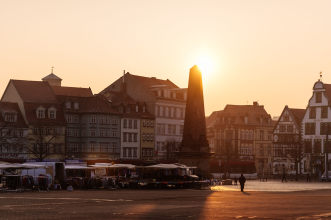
[1,0,331,219]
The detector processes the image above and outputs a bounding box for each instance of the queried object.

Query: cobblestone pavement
[211,180,331,192]
[0,187,331,219]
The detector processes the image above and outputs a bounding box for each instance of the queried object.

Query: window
[4,113,16,122]
[37,108,45,119]
[304,140,312,153]
[287,125,293,133]
[133,148,137,157]
[305,123,316,135]
[135,105,139,112]
[123,119,127,128]
[316,92,322,103]
[160,106,164,117]
[100,129,106,137]
[49,109,56,119]
[133,133,137,142]
[283,115,289,122]
[128,120,132,129]
[322,106,328,118]
[279,125,286,132]
[320,122,331,135]
[91,115,97,124]
[74,102,79,110]
[90,129,96,137]
[309,107,316,119]
[133,120,137,129]
[123,133,127,142]
[314,140,321,153]
[180,125,184,135]
[180,108,184,119]
[65,102,71,109]
[260,130,264,140]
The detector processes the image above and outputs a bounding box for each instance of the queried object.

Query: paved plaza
[0,181,331,220]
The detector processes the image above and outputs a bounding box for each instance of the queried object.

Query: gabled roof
[127,73,179,89]
[0,102,27,128]
[23,102,65,126]
[42,73,62,81]
[206,110,223,128]
[105,90,136,105]
[51,86,93,98]
[208,103,272,127]
[10,80,58,103]
[288,108,305,126]
[72,95,118,114]
[100,72,179,95]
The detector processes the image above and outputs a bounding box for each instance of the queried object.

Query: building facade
[1,79,66,161]
[206,102,274,176]
[272,106,305,176]
[0,102,29,161]
[100,72,186,160]
[302,79,331,177]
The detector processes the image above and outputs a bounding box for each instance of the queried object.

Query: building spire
[51,66,54,74]
[320,71,323,81]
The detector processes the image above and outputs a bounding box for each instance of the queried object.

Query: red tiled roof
[100,72,180,95]
[0,102,27,128]
[105,91,136,105]
[209,103,272,126]
[11,80,58,103]
[72,95,118,114]
[206,110,223,128]
[23,102,65,126]
[51,86,93,97]
[127,73,179,89]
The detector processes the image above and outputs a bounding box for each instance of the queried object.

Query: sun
[195,55,214,76]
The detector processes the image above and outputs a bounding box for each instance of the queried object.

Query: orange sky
[1,0,331,117]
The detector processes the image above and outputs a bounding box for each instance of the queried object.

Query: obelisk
[179,65,211,174]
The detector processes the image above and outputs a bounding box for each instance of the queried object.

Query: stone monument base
[178,152,213,177]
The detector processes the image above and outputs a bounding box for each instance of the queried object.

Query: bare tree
[283,134,304,181]
[0,123,27,160]
[27,127,58,162]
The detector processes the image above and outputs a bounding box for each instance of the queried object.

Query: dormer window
[135,105,139,112]
[4,112,17,122]
[74,102,79,110]
[143,105,146,113]
[36,107,45,119]
[48,108,56,119]
[66,101,71,109]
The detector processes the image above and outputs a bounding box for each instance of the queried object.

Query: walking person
[239,174,246,192]
[281,165,287,182]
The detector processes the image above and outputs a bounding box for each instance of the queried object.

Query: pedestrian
[239,173,246,192]
[281,165,287,182]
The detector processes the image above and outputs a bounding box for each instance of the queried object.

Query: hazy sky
[1,0,331,117]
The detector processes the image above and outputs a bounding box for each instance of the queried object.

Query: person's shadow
[241,191,250,195]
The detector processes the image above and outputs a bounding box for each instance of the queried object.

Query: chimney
[253,101,259,106]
